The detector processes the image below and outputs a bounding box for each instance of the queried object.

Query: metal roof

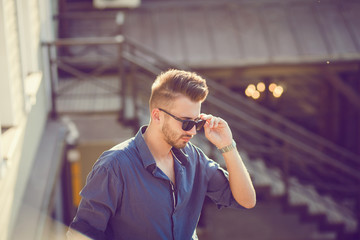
[124,1,360,67]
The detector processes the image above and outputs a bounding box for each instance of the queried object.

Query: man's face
[161,95,201,149]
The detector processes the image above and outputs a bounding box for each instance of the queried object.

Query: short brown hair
[149,69,209,110]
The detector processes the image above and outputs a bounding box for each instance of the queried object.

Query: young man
[68,69,256,240]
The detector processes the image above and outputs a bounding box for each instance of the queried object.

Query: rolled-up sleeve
[205,160,243,209]
[69,164,123,238]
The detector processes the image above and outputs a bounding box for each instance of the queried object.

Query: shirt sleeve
[205,158,243,209]
[68,163,123,238]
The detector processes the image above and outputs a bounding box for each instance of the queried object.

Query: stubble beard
[162,121,189,149]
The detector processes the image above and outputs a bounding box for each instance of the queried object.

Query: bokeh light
[269,83,277,92]
[257,82,265,92]
[273,85,284,98]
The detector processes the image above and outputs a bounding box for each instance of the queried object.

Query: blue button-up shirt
[70,126,242,240]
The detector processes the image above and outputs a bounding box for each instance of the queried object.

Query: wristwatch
[218,140,236,153]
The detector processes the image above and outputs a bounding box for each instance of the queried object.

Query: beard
[162,120,191,149]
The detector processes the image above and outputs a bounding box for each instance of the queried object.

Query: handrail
[207,80,360,162]
[207,95,360,179]
[42,36,124,46]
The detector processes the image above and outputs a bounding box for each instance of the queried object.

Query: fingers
[201,114,223,129]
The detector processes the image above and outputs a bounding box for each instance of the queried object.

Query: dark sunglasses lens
[196,120,206,131]
[182,120,206,131]
[182,121,196,131]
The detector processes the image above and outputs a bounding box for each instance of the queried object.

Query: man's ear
[151,108,161,123]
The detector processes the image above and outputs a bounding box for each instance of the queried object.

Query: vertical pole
[118,40,126,121]
[130,61,139,129]
[116,11,126,122]
[67,148,82,207]
[48,43,58,119]
[61,144,76,225]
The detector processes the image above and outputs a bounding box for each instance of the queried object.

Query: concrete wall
[0,0,24,126]
[0,79,48,240]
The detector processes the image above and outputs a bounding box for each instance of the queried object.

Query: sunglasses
[159,108,206,131]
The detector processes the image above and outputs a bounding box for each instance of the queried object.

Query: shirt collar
[135,126,156,172]
[171,147,189,166]
[135,126,189,173]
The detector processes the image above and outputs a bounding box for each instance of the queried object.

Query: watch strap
[218,140,236,153]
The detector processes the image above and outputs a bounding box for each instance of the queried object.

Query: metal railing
[43,36,126,118]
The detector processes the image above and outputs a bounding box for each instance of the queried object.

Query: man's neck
[143,125,172,161]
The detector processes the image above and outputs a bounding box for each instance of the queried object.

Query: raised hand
[200,114,233,149]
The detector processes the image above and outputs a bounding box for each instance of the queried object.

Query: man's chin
[173,141,188,149]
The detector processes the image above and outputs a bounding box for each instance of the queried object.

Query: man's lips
[181,135,192,142]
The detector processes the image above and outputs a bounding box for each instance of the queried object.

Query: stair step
[288,178,357,233]
[241,155,357,235]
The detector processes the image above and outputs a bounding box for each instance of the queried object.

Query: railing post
[47,43,58,119]
[129,60,139,129]
[118,38,126,121]
[119,40,139,128]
